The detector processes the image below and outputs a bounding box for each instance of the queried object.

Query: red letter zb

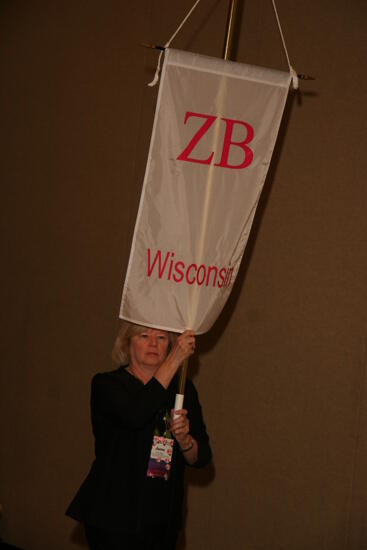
[177,112,217,165]
[215,118,254,169]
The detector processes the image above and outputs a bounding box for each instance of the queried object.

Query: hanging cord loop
[147,0,299,89]
[148,0,202,87]
[271,0,298,89]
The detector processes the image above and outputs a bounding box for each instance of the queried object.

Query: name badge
[147,435,174,480]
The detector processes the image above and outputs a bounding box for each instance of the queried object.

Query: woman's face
[129,328,170,370]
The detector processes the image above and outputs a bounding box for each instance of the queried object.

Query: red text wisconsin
[147,248,234,288]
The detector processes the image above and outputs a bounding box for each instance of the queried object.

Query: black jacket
[66,367,211,532]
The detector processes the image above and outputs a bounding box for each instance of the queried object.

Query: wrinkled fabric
[120,49,291,334]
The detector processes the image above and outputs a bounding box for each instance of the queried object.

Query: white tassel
[148,50,164,88]
[290,66,299,90]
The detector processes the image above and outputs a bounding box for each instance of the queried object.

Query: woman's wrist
[180,436,194,452]
[155,356,181,389]
[179,436,198,465]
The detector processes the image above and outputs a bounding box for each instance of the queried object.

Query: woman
[66,322,212,549]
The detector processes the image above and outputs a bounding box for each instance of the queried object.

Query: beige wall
[1,1,366,548]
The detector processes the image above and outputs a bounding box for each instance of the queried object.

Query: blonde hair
[112,320,177,365]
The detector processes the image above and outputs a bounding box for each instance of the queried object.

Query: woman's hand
[170,409,190,447]
[154,330,195,389]
[170,408,198,465]
[168,330,195,367]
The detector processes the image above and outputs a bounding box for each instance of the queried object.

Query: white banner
[120,49,291,334]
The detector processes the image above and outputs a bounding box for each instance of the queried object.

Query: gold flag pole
[175,0,240,412]
[178,358,189,395]
[223,0,239,60]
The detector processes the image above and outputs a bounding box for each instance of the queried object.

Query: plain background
[1,1,367,549]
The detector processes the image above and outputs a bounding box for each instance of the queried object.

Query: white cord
[148,0,202,87]
[148,0,298,89]
[271,0,298,89]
